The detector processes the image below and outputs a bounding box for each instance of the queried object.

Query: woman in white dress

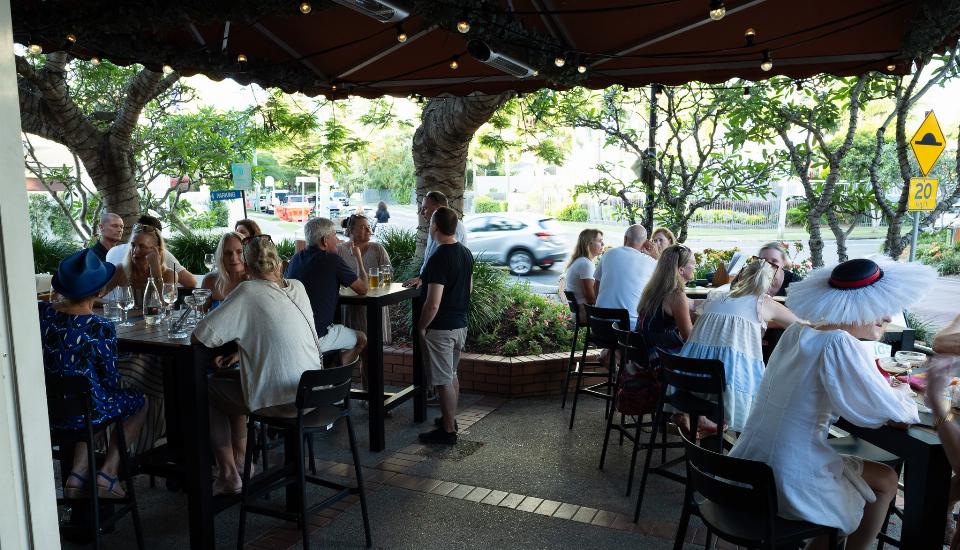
[730,258,935,549]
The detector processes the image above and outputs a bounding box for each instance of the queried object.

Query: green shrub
[692,209,770,225]
[474,195,506,213]
[905,311,938,344]
[786,207,807,226]
[915,236,960,275]
[275,239,296,262]
[378,227,418,278]
[556,203,588,222]
[166,233,221,274]
[32,233,82,274]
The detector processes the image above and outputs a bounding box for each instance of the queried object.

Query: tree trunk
[79,137,141,232]
[411,93,513,260]
[826,211,848,262]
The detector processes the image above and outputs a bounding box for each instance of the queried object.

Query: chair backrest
[563,290,579,316]
[296,359,358,409]
[612,322,650,368]
[659,352,725,426]
[584,305,629,349]
[680,431,778,537]
[45,375,94,424]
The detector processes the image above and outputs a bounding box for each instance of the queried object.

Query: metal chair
[568,305,629,429]
[634,351,726,521]
[46,375,145,550]
[559,290,601,408]
[673,430,841,550]
[237,359,371,550]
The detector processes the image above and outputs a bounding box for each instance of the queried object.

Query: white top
[729,323,919,534]
[193,279,323,411]
[564,256,596,305]
[420,219,467,275]
[106,243,186,273]
[595,246,657,327]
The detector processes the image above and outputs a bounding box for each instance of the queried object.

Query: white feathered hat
[786,258,937,325]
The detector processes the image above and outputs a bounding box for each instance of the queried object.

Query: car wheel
[508,250,534,275]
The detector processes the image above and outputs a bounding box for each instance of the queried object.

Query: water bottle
[143,276,162,326]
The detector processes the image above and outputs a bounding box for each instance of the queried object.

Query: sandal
[63,471,89,499]
[96,471,127,500]
[212,478,242,496]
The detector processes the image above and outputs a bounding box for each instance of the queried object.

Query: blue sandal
[63,472,89,499]
[96,471,126,500]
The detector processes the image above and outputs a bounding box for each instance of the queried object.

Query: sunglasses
[747,255,780,270]
[132,223,160,234]
[242,234,273,245]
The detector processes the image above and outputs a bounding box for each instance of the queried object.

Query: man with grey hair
[89,212,124,262]
[285,217,368,362]
[595,224,660,328]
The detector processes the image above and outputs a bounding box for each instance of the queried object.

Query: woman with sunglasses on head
[636,244,696,366]
[338,214,392,343]
[679,257,800,433]
[200,231,248,310]
[758,241,802,297]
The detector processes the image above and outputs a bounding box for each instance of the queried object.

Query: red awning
[12,1,959,99]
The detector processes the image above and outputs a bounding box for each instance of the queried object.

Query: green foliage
[179,200,229,231]
[32,233,82,274]
[378,227,418,278]
[165,233,220,274]
[915,235,960,275]
[344,135,415,201]
[692,247,740,281]
[555,203,588,222]
[29,194,77,240]
[691,209,769,225]
[275,239,296,262]
[905,311,938,344]
[786,207,806,226]
[474,195,507,213]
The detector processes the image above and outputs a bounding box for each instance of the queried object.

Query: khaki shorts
[318,324,359,353]
[422,327,467,386]
[208,375,249,416]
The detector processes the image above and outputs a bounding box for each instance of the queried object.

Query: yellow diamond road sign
[910,111,946,177]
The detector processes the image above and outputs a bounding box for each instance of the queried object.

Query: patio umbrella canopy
[11,0,960,97]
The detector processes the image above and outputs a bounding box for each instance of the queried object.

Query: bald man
[594,224,659,328]
[89,212,124,262]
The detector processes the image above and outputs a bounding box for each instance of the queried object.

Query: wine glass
[203,254,215,272]
[161,282,178,320]
[116,285,135,327]
[894,351,926,397]
[182,296,198,327]
[192,288,212,319]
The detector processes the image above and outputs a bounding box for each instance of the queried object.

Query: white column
[0,1,61,547]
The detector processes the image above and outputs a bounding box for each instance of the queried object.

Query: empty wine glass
[161,282,178,320]
[192,288,212,319]
[182,295,198,327]
[116,285,135,327]
[204,253,215,272]
[894,351,926,397]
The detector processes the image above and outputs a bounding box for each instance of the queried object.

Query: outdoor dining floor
[61,392,908,549]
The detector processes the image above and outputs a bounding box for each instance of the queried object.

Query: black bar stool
[568,305,629,429]
[560,290,601,408]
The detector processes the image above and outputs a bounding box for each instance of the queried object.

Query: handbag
[616,364,661,416]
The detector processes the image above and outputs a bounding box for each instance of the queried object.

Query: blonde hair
[122,224,167,281]
[638,244,694,319]
[651,227,677,246]
[243,237,282,279]
[758,241,789,264]
[214,231,245,296]
[730,260,775,298]
[566,229,602,268]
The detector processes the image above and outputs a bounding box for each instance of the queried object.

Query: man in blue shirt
[285,217,368,364]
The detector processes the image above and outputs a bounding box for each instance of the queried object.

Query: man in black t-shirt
[417,206,474,445]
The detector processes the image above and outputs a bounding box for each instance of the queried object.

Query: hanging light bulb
[760,50,773,72]
[299,2,312,14]
[743,86,751,98]
[744,28,756,47]
[653,84,662,97]
[28,42,42,54]
[331,83,337,91]
[577,64,587,74]
[162,64,174,75]
[66,33,77,43]
[90,56,101,66]
[456,18,470,33]
[554,55,566,68]
[237,53,248,63]
[449,55,460,70]
[886,63,897,72]
[709,0,726,20]
[396,25,408,43]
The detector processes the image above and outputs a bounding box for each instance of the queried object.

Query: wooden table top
[115,317,192,348]
[338,283,419,306]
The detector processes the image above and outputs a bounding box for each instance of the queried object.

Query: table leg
[366,302,386,452]
[412,301,425,423]
[900,446,951,548]
[185,346,213,549]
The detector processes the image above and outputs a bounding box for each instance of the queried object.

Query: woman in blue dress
[43,249,146,499]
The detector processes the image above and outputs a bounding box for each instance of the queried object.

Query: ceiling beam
[252,22,329,81]
[221,20,230,52]
[337,25,438,79]
[531,0,575,49]
[593,0,768,68]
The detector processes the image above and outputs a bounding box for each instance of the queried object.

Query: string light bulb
[162,64,174,75]
[886,63,897,71]
[709,0,726,20]
[743,86,751,98]
[90,56,100,65]
[760,50,773,71]
[28,42,42,54]
[449,55,460,70]
[577,64,587,74]
[744,28,756,47]
[299,2,312,14]
[554,56,566,68]
[396,25,408,43]
[66,33,77,43]
[456,18,470,33]
[237,53,247,63]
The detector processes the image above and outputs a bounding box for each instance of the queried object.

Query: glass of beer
[380,265,392,287]
[368,267,379,288]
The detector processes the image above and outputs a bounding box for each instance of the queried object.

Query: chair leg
[346,416,373,548]
[634,404,664,521]
[568,358,585,430]
[703,527,713,549]
[561,324,580,408]
[87,428,102,550]
[828,528,839,550]
[604,349,615,419]
[306,433,317,475]
[672,502,692,550]
[296,426,310,550]
[237,418,257,550]
[625,414,644,496]
[660,414,668,464]
[115,422,145,550]
[598,383,619,471]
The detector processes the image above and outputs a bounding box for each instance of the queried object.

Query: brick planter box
[377,345,603,398]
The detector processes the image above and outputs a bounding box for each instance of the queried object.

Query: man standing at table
[417,207,473,445]
[403,191,467,289]
[286,217,368,364]
[89,212,124,262]
[595,224,659,328]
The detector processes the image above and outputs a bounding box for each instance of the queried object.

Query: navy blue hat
[52,249,117,300]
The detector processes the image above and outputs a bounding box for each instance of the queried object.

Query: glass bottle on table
[143,276,162,326]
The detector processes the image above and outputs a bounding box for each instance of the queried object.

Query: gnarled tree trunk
[411,93,513,260]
